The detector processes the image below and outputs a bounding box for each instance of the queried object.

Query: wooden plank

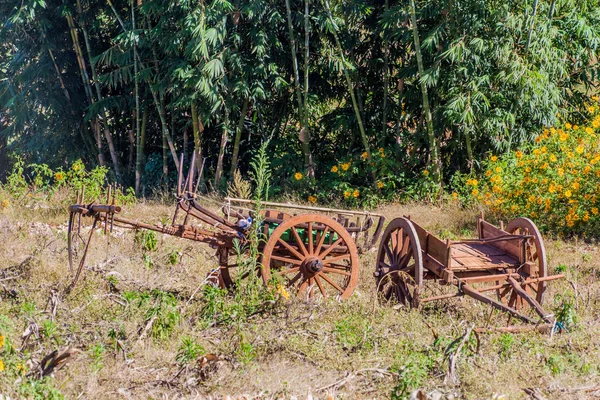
[426,234,448,265]
[480,221,521,260]
[411,222,429,253]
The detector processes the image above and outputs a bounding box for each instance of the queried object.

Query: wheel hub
[301,256,324,275]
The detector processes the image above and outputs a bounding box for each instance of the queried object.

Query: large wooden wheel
[502,217,547,310]
[375,217,423,308]
[261,214,359,300]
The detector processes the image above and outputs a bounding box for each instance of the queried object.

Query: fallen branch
[475,323,553,334]
[316,368,398,392]
[445,325,474,385]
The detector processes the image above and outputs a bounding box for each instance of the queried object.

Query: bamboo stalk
[214,102,230,188]
[285,0,313,176]
[230,98,249,176]
[323,0,374,181]
[409,0,441,185]
[76,0,121,180]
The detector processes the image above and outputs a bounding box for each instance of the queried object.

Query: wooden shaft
[507,277,551,322]
[225,197,383,217]
[461,283,538,324]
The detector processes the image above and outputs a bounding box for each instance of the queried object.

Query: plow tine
[188,151,197,194]
[194,157,206,195]
[177,153,184,196]
[67,212,75,274]
[68,215,99,292]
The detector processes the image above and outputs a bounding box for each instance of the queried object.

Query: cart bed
[450,243,519,270]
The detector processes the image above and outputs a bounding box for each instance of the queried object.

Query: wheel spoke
[307,222,314,255]
[297,278,309,296]
[276,238,305,261]
[322,253,350,265]
[319,272,344,293]
[287,272,303,287]
[270,255,302,266]
[280,267,300,275]
[322,266,351,276]
[314,275,327,298]
[383,242,395,265]
[291,226,309,256]
[318,237,344,259]
[314,226,330,255]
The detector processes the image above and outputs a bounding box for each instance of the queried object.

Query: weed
[391,351,433,400]
[176,336,206,366]
[334,315,373,351]
[495,333,514,360]
[236,333,256,365]
[89,343,106,372]
[123,290,180,341]
[546,354,565,375]
[555,263,568,273]
[135,230,157,252]
[168,250,179,265]
[555,295,577,330]
[41,319,58,340]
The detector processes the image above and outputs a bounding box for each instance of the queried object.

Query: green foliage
[555,295,578,330]
[494,333,514,360]
[390,350,434,400]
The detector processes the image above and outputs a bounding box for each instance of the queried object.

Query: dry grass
[0,195,599,399]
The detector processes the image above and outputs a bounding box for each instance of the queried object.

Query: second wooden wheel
[261,214,359,300]
[503,217,548,310]
[375,217,423,307]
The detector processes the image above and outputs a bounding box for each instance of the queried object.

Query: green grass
[0,197,599,398]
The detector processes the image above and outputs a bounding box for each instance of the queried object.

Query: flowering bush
[287,147,418,208]
[1,157,136,206]
[477,97,600,235]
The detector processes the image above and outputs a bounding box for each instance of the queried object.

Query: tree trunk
[284,0,313,177]
[65,12,105,167]
[133,0,142,195]
[75,0,121,180]
[323,0,374,176]
[410,0,441,184]
[191,103,204,180]
[230,98,249,176]
[381,0,390,145]
[214,104,230,189]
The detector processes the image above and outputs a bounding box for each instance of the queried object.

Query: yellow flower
[423,170,430,177]
[379,147,385,157]
[1,200,8,209]
[276,284,290,300]
[379,147,385,153]
[491,155,498,162]
[576,145,584,154]
[331,165,338,173]
[564,190,572,198]
[55,172,65,181]
[572,182,580,190]
[0,335,4,348]
[341,162,350,171]
[583,212,590,222]
[495,166,502,173]
[593,96,599,102]
[586,127,594,134]
[573,125,579,130]
[550,154,557,162]
[485,170,492,177]
[560,132,569,141]
[294,172,303,181]
[377,181,384,189]
[72,163,80,171]
[452,192,458,200]
[525,167,531,173]
[16,363,26,374]
[344,190,351,199]
[592,207,599,215]
[565,123,572,129]
[308,195,317,204]
[472,189,479,196]
[353,190,360,198]
[0,359,4,371]
[361,151,368,160]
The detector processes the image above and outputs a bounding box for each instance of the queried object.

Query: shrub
[476,96,600,235]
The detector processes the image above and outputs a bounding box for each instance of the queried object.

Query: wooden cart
[374,214,564,324]
[67,156,385,300]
